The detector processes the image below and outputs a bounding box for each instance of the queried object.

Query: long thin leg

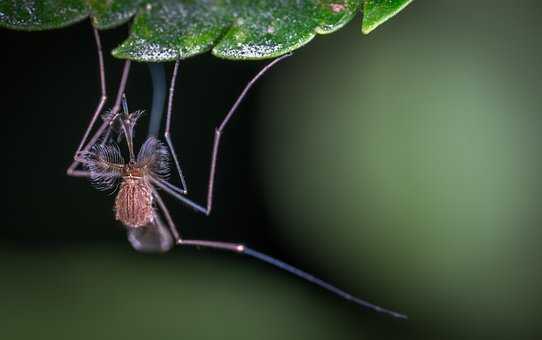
[76,26,107,154]
[163,60,188,194]
[67,26,108,176]
[159,54,291,213]
[149,176,206,214]
[67,60,132,177]
[150,187,406,319]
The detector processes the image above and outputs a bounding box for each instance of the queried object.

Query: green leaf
[212,0,360,60]
[112,0,233,61]
[113,0,362,61]
[0,0,413,61]
[0,0,88,31]
[361,0,414,34]
[89,0,143,29]
[0,0,142,30]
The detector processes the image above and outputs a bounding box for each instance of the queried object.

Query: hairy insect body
[115,175,154,228]
[80,136,169,228]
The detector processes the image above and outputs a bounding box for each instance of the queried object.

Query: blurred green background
[1,0,541,339]
[259,0,542,338]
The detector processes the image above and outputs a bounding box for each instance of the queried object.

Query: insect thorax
[115,176,154,228]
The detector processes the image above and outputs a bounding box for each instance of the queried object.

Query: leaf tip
[362,0,414,34]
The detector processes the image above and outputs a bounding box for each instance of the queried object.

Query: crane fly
[67,26,407,319]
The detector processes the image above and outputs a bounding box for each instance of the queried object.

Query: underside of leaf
[113,0,362,61]
[0,0,414,61]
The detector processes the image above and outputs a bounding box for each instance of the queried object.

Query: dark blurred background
[1,0,541,339]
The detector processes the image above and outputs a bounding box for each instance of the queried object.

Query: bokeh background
[1,0,541,339]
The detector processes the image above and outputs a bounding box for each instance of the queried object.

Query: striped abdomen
[115,178,154,228]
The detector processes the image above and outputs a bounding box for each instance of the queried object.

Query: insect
[67,27,406,319]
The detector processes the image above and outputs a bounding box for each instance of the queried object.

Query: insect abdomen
[115,178,154,228]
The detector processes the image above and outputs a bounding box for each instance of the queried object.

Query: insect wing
[126,214,174,253]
